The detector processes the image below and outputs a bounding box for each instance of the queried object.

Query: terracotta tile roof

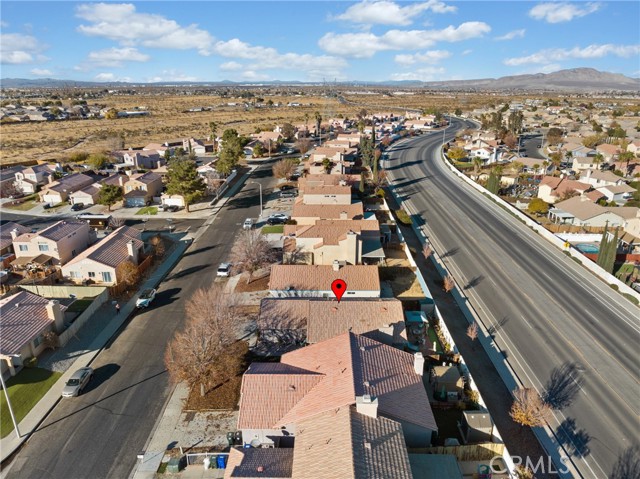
[280,333,436,431]
[292,406,412,479]
[14,220,87,243]
[63,225,142,269]
[258,298,404,344]
[269,265,380,293]
[237,363,324,429]
[0,222,28,251]
[0,290,66,355]
[540,176,562,188]
[596,144,621,155]
[224,447,294,479]
[302,185,352,196]
[585,190,606,202]
[284,220,379,246]
[291,202,364,221]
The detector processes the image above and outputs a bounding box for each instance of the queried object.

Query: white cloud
[30,68,53,76]
[205,38,348,79]
[390,66,445,81]
[76,3,213,52]
[333,0,455,26]
[0,21,8,28]
[461,49,473,56]
[528,2,600,23]
[94,72,132,82]
[505,44,640,65]
[319,22,491,58]
[0,33,47,64]
[146,70,198,82]
[86,47,150,67]
[394,50,450,66]
[495,29,526,41]
[220,61,243,71]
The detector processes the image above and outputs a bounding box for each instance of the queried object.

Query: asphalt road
[386,121,639,478]
[5,165,277,479]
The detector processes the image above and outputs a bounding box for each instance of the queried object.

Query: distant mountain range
[2,68,638,91]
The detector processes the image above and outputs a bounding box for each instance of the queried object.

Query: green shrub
[395,209,412,225]
[609,284,619,291]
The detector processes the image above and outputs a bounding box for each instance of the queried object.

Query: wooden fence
[107,255,154,297]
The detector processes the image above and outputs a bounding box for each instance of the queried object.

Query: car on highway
[62,367,93,397]
[71,203,85,211]
[243,218,254,230]
[217,262,232,277]
[136,288,157,308]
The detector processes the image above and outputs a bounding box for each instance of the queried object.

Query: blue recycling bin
[216,455,227,469]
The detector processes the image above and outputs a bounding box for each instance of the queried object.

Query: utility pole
[0,371,21,439]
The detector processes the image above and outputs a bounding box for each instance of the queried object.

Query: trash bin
[216,455,227,469]
[166,457,184,473]
[227,432,235,447]
[203,457,210,470]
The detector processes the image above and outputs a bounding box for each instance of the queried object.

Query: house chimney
[126,240,138,263]
[118,176,124,187]
[10,228,19,240]
[332,260,341,272]
[340,211,348,220]
[46,300,65,333]
[356,394,378,418]
[414,352,425,376]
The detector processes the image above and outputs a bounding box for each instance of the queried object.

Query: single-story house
[269,264,380,298]
[300,184,352,205]
[548,196,633,228]
[596,184,637,205]
[537,176,592,204]
[291,201,365,226]
[69,185,101,205]
[0,290,66,378]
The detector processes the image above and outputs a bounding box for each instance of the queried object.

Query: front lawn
[1,367,62,438]
[261,225,284,234]
[136,206,158,215]
[4,198,38,211]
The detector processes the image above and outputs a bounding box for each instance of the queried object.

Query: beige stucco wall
[62,258,118,285]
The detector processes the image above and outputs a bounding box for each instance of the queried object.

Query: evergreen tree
[597,223,610,269]
[165,158,206,212]
[97,184,123,211]
[603,227,619,274]
[486,170,500,194]
[359,171,365,194]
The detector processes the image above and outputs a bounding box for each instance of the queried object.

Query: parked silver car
[62,367,93,397]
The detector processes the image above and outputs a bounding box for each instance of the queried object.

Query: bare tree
[295,139,312,155]
[466,322,478,341]
[443,275,455,293]
[610,444,640,479]
[368,169,388,190]
[149,235,166,258]
[109,217,126,229]
[164,284,242,396]
[231,230,276,283]
[510,387,552,427]
[272,158,297,180]
[42,331,59,350]
[115,260,140,290]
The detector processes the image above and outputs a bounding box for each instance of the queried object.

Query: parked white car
[243,218,254,230]
[136,288,157,308]
[217,263,232,277]
[62,367,93,397]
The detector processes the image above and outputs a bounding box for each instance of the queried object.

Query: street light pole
[249,181,263,217]
[0,371,21,439]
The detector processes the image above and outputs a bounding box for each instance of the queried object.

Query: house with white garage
[582,169,627,189]
[549,196,633,228]
[39,173,94,204]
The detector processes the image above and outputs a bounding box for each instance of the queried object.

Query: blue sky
[1,1,639,82]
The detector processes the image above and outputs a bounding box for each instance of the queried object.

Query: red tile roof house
[269,264,380,298]
[11,220,95,267]
[236,332,436,450]
[38,173,95,204]
[61,226,144,285]
[282,219,383,266]
[291,201,364,226]
[0,290,66,378]
[225,404,414,479]
[257,298,406,351]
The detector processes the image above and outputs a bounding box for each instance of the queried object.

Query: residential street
[386,121,639,478]
[3,166,277,479]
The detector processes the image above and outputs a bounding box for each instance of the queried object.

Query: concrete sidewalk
[0,237,191,465]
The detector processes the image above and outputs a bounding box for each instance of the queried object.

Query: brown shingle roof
[258,298,404,344]
[0,222,28,251]
[0,290,67,355]
[63,225,142,269]
[292,406,413,479]
[224,447,294,479]
[302,185,352,196]
[284,220,379,246]
[129,171,162,184]
[269,265,380,293]
[14,220,87,243]
[46,173,94,193]
[291,202,364,221]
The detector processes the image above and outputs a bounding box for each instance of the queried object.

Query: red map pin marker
[331,279,347,302]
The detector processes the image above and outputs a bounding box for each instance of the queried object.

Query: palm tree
[472,157,483,177]
[593,153,604,170]
[304,113,309,131]
[314,111,322,139]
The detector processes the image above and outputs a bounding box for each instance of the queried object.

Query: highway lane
[5,166,277,479]
[386,123,639,478]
